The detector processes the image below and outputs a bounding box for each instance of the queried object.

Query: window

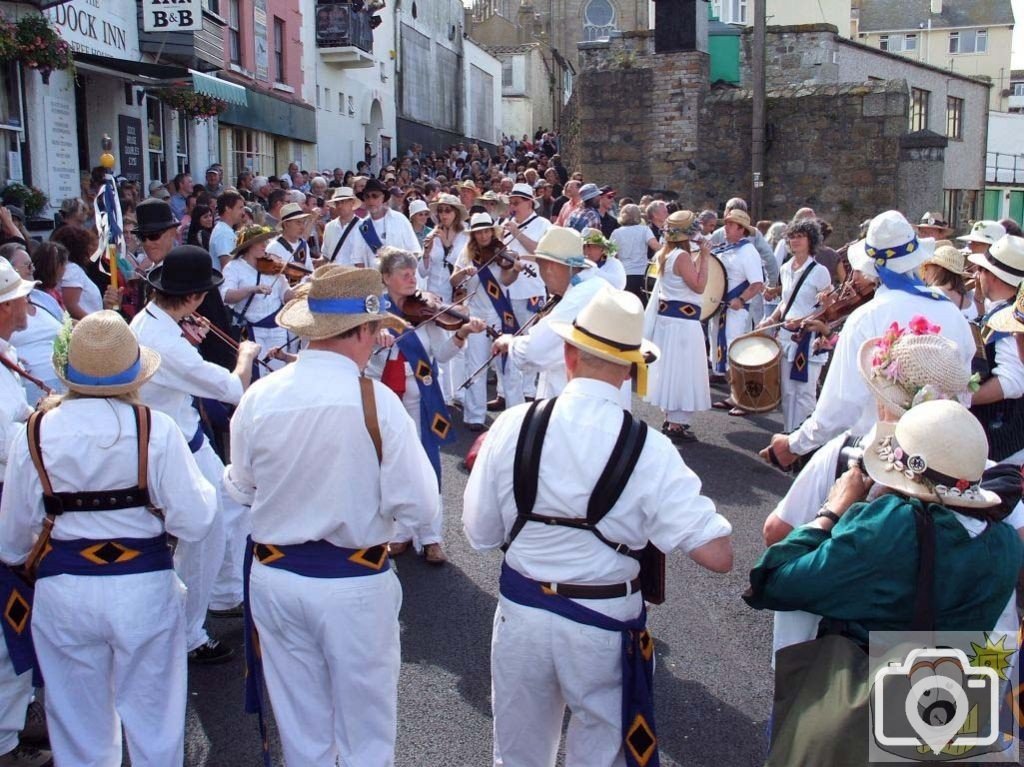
[879,35,890,51]
[711,0,746,23]
[950,29,987,54]
[583,0,616,41]
[315,86,321,108]
[904,33,917,51]
[146,96,165,185]
[206,0,219,14]
[228,0,241,65]
[946,96,963,139]
[501,59,513,88]
[881,33,917,53]
[324,87,331,111]
[223,127,276,177]
[175,110,190,174]
[909,87,929,132]
[338,91,345,112]
[1014,83,1024,96]
[273,18,285,83]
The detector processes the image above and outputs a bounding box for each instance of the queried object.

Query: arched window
[583,0,617,42]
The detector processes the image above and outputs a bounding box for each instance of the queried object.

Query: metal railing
[987,152,1024,185]
[315,2,374,54]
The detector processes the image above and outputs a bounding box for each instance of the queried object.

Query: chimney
[930,0,942,15]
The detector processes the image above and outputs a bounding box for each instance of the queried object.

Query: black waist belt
[537,576,642,599]
[43,486,151,517]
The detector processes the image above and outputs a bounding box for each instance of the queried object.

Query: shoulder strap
[910,501,936,631]
[586,411,648,525]
[26,411,54,499]
[780,260,819,320]
[330,218,360,263]
[275,236,294,255]
[133,405,150,493]
[507,398,558,545]
[359,376,383,465]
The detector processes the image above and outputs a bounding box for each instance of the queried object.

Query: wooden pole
[750,0,766,221]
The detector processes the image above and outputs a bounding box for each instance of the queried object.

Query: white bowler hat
[957,219,1006,246]
[326,187,357,204]
[967,234,1024,288]
[847,210,933,277]
[0,258,36,304]
[508,182,535,200]
[862,400,999,509]
[407,199,429,217]
[279,202,312,223]
[521,226,592,269]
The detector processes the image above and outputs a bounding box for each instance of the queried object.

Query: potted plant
[1,182,49,218]
[154,89,229,122]
[12,14,74,84]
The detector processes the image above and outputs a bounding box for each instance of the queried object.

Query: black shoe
[18,701,47,747]
[188,638,234,665]
[487,396,506,412]
[466,422,489,433]
[664,425,698,444]
[208,604,244,619]
[0,743,52,767]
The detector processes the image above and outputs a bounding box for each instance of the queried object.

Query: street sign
[141,0,203,32]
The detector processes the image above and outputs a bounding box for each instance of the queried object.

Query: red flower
[908,315,941,336]
[955,478,970,492]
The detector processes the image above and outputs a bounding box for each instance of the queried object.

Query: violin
[759,273,875,337]
[398,291,500,340]
[255,255,313,286]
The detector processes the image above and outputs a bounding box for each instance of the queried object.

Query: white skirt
[644,315,712,413]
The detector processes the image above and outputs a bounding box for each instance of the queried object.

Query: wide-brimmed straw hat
[522,226,592,269]
[231,225,278,258]
[407,199,429,217]
[54,310,160,396]
[967,234,1024,288]
[551,285,659,396]
[147,245,224,295]
[847,210,933,277]
[863,400,999,509]
[428,193,467,221]
[279,202,312,224]
[857,317,971,416]
[921,244,966,276]
[915,211,955,238]
[326,187,357,205]
[723,209,757,235]
[276,264,405,340]
[988,281,1024,334]
[467,212,502,234]
[663,210,699,243]
[0,258,36,304]
[475,191,508,216]
[957,219,1006,246]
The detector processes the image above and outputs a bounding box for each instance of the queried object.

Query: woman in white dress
[643,210,711,443]
[220,225,294,374]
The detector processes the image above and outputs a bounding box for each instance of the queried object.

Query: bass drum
[700,253,727,321]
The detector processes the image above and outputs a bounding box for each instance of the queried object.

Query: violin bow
[187,314,275,373]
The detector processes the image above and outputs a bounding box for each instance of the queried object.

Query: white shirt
[0,399,217,564]
[265,236,314,271]
[718,239,764,293]
[418,231,469,299]
[365,319,461,383]
[594,256,627,289]
[0,339,32,477]
[321,215,362,266]
[225,351,438,548]
[220,259,289,324]
[610,224,655,276]
[130,304,244,437]
[454,245,513,320]
[992,332,1024,400]
[463,378,731,618]
[350,210,421,267]
[789,286,977,455]
[11,305,62,392]
[60,262,103,315]
[209,221,237,265]
[777,257,831,359]
[505,214,550,300]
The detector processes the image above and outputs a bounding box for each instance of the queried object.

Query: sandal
[712,399,735,410]
[423,543,447,566]
[388,541,412,556]
[663,424,697,443]
[728,407,749,417]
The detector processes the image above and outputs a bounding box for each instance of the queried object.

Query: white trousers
[392,387,444,547]
[708,307,751,373]
[512,298,541,398]
[250,563,403,767]
[0,634,31,755]
[780,358,823,433]
[175,441,226,650]
[463,326,524,425]
[491,597,630,767]
[209,489,250,611]
[32,570,188,767]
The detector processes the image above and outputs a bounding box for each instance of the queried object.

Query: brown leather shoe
[0,743,53,766]
[486,396,506,412]
[18,701,47,747]
[423,543,447,565]
[388,541,411,556]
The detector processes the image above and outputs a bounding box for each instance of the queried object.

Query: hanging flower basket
[155,88,229,122]
[3,15,75,83]
[2,182,49,218]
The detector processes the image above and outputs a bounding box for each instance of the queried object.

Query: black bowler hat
[134,199,179,236]
[358,177,391,202]
[147,245,224,295]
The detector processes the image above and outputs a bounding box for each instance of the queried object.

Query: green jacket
[744,494,1022,644]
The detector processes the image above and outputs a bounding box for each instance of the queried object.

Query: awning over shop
[73,52,190,85]
[190,70,247,107]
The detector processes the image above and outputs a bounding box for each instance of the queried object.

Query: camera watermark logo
[869,632,1017,763]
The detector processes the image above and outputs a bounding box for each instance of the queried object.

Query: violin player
[130,246,261,664]
[265,203,316,272]
[762,210,977,471]
[366,247,487,564]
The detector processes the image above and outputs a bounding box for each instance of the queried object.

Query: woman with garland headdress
[643,210,711,443]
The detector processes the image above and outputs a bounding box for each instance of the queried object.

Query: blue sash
[877,267,949,301]
[358,218,384,255]
[247,310,281,381]
[36,535,174,579]
[499,562,659,767]
[243,538,390,767]
[983,302,1012,345]
[788,331,813,383]
[657,300,701,320]
[0,564,38,684]
[386,310,453,484]
[526,295,544,313]
[478,264,519,372]
[714,280,750,374]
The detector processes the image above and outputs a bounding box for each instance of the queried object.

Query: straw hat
[457,180,478,193]
[326,187,357,205]
[915,211,954,238]
[279,202,312,224]
[467,212,502,234]
[921,244,966,275]
[54,310,160,396]
[509,182,535,200]
[957,219,1006,246]
[551,285,659,395]
[862,400,999,509]
[581,227,618,256]
[847,210,933,277]
[663,210,699,243]
[967,234,1024,287]
[276,264,406,341]
[231,225,278,258]
[988,281,1024,334]
[522,226,592,269]
[0,258,36,304]
[476,191,508,216]
[407,199,429,217]
[428,193,467,221]
[857,318,971,416]
[723,209,757,235]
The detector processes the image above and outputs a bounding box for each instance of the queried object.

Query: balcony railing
[987,152,1024,185]
[315,1,374,55]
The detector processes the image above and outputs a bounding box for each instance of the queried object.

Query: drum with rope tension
[728,333,782,413]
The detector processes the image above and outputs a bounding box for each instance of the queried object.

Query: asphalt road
[181,379,790,767]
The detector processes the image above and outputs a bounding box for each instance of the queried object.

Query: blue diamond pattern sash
[714,280,749,375]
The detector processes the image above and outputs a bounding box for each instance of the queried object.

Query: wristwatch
[815,507,841,525]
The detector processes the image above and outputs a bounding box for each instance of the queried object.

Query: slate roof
[858,0,1015,32]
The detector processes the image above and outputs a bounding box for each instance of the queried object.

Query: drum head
[729,334,781,367]
[700,254,726,321]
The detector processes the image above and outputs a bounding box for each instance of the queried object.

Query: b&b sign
[141,0,203,32]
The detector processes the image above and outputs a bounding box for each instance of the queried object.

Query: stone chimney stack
[930,0,942,15]
[518,2,535,44]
